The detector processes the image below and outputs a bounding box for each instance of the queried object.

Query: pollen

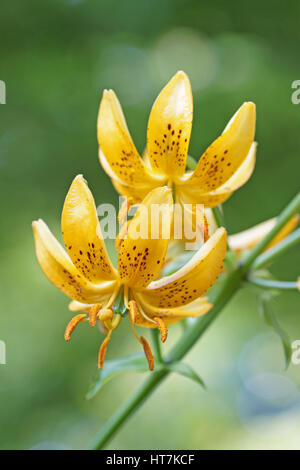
[64,314,87,341]
[89,303,102,327]
[140,336,154,371]
[98,333,111,369]
[153,316,168,343]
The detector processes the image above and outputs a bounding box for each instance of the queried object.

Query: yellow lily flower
[97,70,257,210]
[228,214,299,254]
[32,175,227,370]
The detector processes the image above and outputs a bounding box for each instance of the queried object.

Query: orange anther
[64,314,87,341]
[98,334,111,369]
[89,304,102,327]
[154,317,168,343]
[140,336,154,371]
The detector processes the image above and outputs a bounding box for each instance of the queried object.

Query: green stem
[88,368,168,450]
[212,206,225,229]
[88,269,242,450]
[247,276,298,291]
[241,192,300,272]
[151,328,163,363]
[252,228,300,270]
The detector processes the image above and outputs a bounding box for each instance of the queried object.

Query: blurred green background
[1,0,300,450]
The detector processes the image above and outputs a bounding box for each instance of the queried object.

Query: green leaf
[259,296,292,369]
[86,353,149,400]
[167,362,206,389]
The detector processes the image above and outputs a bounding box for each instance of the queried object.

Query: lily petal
[141,228,226,307]
[132,296,212,327]
[32,219,117,303]
[62,175,117,282]
[68,300,94,313]
[133,291,212,328]
[229,214,299,253]
[99,149,163,202]
[181,102,256,193]
[118,187,173,288]
[178,142,257,208]
[147,71,193,177]
[97,89,164,186]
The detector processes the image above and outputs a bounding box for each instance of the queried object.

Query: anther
[89,304,102,327]
[98,332,112,369]
[64,314,87,342]
[140,337,154,371]
[153,317,168,343]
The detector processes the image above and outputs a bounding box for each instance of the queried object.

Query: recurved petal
[178,142,257,208]
[228,214,300,253]
[32,219,117,303]
[118,187,173,288]
[147,71,193,177]
[132,295,212,327]
[61,175,117,282]
[68,300,93,313]
[97,89,164,186]
[182,102,256,193]
[141,227,226,307]
[99,149,161,202]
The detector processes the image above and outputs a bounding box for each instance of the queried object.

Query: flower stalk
[88,191,300,450]
[252,228,300,270]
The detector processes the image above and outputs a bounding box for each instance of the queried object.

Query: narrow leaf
[86,353,149,399]
[259,296,292,369]
[167,362,206,389]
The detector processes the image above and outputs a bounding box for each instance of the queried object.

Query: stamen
[128,303,155,371]
[98,330,112,369]
[64,314,87,341]
[115,221,129,250]
[138,302,157,325]
[140,337,154,371]
[106,289,120,309]
[128,305,141,342]
[89,304,102,327]
[153,316,168,343]
[128,299,138,323]
[118,197,133,226]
